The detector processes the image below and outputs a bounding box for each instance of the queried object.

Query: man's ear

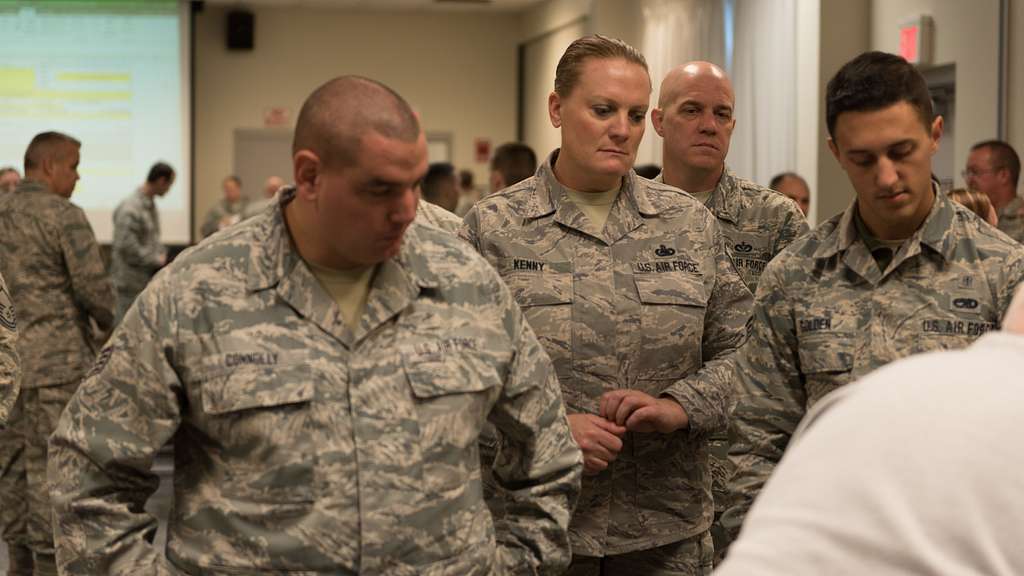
[827,137,841,163]
[651,108,665,137]
[293,150,320,200]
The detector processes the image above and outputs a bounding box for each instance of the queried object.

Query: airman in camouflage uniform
[724,51,1024,545]
[0,271,18,427]
[0,132,115,576]
[49,76,581,576]
[651,61,808,560]
[200,175,249,238]
[111,162,174,322]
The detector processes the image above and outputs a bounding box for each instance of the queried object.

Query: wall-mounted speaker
[226,10,254,51]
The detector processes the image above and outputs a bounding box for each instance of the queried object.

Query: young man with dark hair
[723,51,1024,549]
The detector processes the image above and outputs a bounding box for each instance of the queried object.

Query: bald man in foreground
[48,76,582,575]
[652,61,807,560]
[716,286,1024,576]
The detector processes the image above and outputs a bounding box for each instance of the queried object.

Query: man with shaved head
[652,61,808,561]
[49,76,582,575]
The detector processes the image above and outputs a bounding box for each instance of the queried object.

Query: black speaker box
[226,10,254,51]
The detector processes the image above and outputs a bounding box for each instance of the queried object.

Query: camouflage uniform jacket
[725,188,1024,539]
[200,198,249,238]
[0,271,19,426]
[0,180,114,387]
[656,168,808,292]
[417,198,463,234]
[49,187,582,576]
[997,195,1024,244]
[461,152,753,556]
[111,187,166,306]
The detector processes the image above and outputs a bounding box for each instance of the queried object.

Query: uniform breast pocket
[198,365,316,504]
[502,268,573,380]
[634,272,707,380]
[403,354,502,495]
[797,336,855,408]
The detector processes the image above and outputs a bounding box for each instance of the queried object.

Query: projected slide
[0,1,190,243]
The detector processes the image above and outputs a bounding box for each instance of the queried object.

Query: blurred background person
[0,167,19,194]
[488,141,537,195]
[111,162,174,323]
[421,162,459,212]
[200,175,248,238]
[770,171,811,216]
[964,140,1022,243]
[454,168,479,216]
[244,175,285,219]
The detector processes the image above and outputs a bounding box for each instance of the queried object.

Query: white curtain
[729,0,797,187]
[638,0,726,166]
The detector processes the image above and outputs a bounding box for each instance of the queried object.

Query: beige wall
[814,0,871,223]
[871,0,1002,190]
[193,6,521,240]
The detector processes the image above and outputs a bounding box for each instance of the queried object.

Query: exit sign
[899,15,933,65]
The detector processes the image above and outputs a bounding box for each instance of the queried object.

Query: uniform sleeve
[720,260,806,543]
[457,205,483,252]
[113,206,163,270]
[0,272,20,427]
[662,222,753,436]
[486,265,582,576]
[773,200,810,258]
[48,281,182,576]
[62,207,116,333]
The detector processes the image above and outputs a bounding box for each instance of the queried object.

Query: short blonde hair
[554,34,648,98]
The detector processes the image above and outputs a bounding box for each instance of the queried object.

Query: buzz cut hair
[293,75,420,168]
[24,131,80,172]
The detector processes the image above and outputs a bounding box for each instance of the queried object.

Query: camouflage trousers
[1,391,32,575]
[14,382,79,557]
[565,532,713,576]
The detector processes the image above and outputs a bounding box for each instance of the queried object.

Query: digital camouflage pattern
[49,187,582,575]
[417,198,463,234]
[724,189,1024,543]
[657,167,809,558]
[0,270,18,426]
[997,195,1024,244]
[0,179,115,387]
[461,152,752,557]
[111,187,166,321]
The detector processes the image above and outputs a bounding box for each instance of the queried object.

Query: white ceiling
[202,0,544,12]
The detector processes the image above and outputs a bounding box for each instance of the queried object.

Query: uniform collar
[653,165,739,223]
[705,167,743,225]
[814,181,955,263]
[245,186,438,346]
